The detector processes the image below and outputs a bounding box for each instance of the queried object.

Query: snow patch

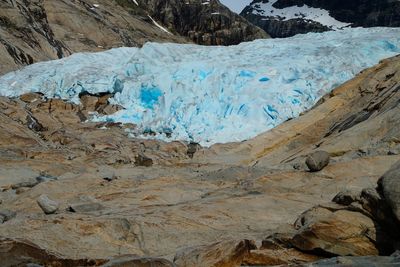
[249,0,350,29]
[148,15,172,35]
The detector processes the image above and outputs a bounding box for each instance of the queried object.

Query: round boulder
[305,151,330,172]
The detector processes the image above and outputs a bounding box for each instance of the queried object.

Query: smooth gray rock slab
[68,202,104,213]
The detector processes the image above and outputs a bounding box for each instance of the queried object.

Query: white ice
[0,28,399,146]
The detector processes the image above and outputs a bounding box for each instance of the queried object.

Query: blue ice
[0,28,399,146]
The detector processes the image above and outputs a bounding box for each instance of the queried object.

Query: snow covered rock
[241,0,400,38]
[0,28,399,146]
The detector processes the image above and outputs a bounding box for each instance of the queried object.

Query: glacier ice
[0,28,399,146]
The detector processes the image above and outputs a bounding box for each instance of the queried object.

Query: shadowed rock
[378,161,400,222]
[332,190,361,206]
[135,154,153,167]
[0,209,16,224]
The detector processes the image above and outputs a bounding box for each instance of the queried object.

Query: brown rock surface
[0,56,399,265]
[0,0,267,75]
[291,206,379,256]
[174,239,256,267]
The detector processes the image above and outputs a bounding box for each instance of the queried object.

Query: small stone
[332,190,361,206]
[37,195,59,214]
[36,174,58,183]
[15,187,30,195]
[293,163,301,170]
[20,92,43,103]
[135,153,153,167]
[11,180,39,190]
[305,151,330,172]
[103,175,117,182]
[187,142,201,158]
[26,114,45,132]
[0,209,16,223]
[68,202,104,213]
[392,250,400,258]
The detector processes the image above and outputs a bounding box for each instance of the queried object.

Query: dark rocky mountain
[0,0,267,74]
[241,0,400,38]
[143,0,268,46]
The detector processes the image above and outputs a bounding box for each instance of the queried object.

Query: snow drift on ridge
[0,28,399,146]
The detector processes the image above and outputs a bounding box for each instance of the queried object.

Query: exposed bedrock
[0,55,400,265]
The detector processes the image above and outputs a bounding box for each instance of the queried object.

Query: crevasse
[0,28,399,146]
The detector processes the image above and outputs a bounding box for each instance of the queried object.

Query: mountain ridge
[0,0,267,75]
[241,0,400,37]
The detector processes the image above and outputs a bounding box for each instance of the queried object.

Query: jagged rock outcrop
[142,0,268,45]
[241,0,400,37]
[0,0,186,75]
[0,0,267,75]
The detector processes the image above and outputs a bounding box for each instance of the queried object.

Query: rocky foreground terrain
[0,0,267,75]
[0,38,400,266]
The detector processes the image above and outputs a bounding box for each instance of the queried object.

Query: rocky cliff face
[143,0,268,45]
[0,0,267,75]
[241,0,400,37]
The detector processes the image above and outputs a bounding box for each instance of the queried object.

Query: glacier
[0,28,400,146]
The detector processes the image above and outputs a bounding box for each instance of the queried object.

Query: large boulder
[305,151,330,172]
[378,161,400,222]
[37,195,59,215]
[291,205,379,256]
